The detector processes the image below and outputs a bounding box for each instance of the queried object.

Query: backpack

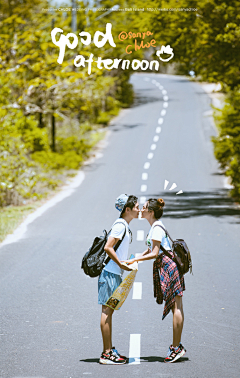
[155,224,193,275]
[81,222,127,278]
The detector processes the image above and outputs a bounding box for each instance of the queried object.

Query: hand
[119,263,132,271]
[122,258,136,265]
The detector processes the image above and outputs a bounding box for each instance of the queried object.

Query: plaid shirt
[153,252,185,320]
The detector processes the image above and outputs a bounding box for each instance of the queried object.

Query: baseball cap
[115,194,129,212]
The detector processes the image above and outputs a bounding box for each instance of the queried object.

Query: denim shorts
[98,270,122,305]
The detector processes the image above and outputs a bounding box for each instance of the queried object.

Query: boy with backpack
[98,194,139,364]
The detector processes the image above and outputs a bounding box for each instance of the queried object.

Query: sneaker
[178,343,186,358]
[166,345,174,357]
[99,350,126,365]
[164,346,181,363]
[112,346,127,360]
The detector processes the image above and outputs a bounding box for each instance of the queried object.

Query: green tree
[133,0,240,199]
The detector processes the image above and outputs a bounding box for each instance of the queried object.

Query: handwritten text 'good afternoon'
[51,23,174,75]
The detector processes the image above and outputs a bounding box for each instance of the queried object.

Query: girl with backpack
[123,198,186,363]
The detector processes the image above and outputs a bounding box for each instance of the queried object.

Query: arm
[123,241,160,264]
[104,236,131,271]
[121,248,150,265]
[142,248,152,256]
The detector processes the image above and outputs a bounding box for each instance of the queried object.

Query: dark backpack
[155,224,193,275]
[81,222,127,278]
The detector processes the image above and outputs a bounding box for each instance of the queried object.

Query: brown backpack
[155,225,193,275]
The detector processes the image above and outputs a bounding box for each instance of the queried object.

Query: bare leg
[100,305,114,353]
[172,295,184,347]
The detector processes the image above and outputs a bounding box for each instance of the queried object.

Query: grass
[0,129,107,244]
[0,202,43,242]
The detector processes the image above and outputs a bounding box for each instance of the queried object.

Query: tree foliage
[0,0,135,206]
[133,0,240,200]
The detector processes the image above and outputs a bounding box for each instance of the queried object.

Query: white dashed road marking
[131,77,170,367]
[129,334,141,365]
[136,230,144,241]
[132,282,142,299]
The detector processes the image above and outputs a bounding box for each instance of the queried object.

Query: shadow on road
[80,356,189,363]
[80,358,99,363]
[110,122,145,131]
[131,93,163,107]
[139,190,240,221]
[140,356,189,363]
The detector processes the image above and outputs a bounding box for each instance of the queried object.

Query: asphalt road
[0,73,240,378]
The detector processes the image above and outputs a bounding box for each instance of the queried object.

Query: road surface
[0,73,240,378]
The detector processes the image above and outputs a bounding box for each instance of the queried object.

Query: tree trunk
[39,113,44,128]
[51,114,56,152]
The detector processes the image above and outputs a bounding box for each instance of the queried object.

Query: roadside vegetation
[1,0,239,241]
[0,0,138,210]
[134,0,240,200]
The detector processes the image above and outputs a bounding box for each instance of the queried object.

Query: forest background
[0,0,239,239]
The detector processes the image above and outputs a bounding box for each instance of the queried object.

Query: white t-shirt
[146,220,171,252]
[104,218,130,276]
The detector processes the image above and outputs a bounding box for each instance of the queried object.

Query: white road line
[163,95,168,101]
[153,135,159,142]
[142,173,148,180]
[147,152,154,159]
[159,85,163,89]
[144,77,149,81]
[140,196,146,204]
[156,127,161,133]
[136,230,144,241]
[132,282,142,299]
[158,117,163,124]
[129,334,141,365]
[163,102,168,108]
[152,79,156,84]
[162,89,167,95]
[140,185,147,192]
[150,144,156,150]
[135,252,143,263]
[144,162,150,169]
[161,109,166,116]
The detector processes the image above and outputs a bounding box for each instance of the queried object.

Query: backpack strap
[153,224,176,260]
[104,221,127,265]
[153,224,174,243]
